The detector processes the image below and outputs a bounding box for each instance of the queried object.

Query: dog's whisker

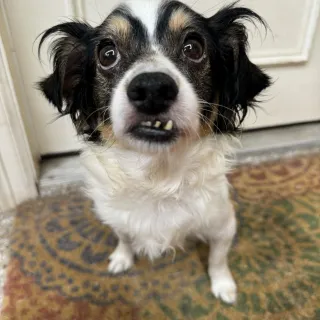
[201,0,229,16]
[198,99,236,115]
[198,100,239,131]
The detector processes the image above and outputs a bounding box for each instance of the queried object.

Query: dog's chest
[82,144,230,258]
[94,176,222,258]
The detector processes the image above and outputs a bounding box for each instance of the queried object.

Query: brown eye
[98,42,120,69]
[183,37,204,62]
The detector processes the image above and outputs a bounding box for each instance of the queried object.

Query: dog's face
[39,0,270,152]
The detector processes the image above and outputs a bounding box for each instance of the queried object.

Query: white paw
[211,274,237,304]
[108,248,134,274]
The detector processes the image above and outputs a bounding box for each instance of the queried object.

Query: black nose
[127,72,178,115]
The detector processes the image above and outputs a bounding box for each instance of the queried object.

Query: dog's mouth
[129,119,178,143]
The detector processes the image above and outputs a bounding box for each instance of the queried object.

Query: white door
[1,0,320,155]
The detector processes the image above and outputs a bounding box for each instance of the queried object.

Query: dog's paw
[108,246,134,274]
[210,273,237,304]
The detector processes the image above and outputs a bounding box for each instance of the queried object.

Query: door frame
[0,31,38,211]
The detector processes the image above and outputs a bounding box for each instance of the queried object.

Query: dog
[38,0,270,304]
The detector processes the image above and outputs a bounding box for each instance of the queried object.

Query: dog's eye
[183,37,204,62]
[98,42,120,69]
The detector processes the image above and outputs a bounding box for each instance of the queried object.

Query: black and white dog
[38,0,270,304]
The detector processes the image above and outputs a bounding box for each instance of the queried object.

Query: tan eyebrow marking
[107,15,131,39]
[169,8,192,32]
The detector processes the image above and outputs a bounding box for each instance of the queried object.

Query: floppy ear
[38,22,99,139]
[208,2,271,133]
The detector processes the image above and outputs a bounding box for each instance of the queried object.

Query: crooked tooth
[164,120,173,131]
[154,121,161,128]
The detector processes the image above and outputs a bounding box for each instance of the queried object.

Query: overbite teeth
[164,120,173,131]
[154,121,161,128]
[140,120,173,131]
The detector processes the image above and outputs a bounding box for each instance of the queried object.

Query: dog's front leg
[208,214,237,304]
[108,234,134,274]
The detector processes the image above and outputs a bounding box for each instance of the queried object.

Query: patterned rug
[1,154,319,320]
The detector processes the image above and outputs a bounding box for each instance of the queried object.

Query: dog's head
[38,0,270,152]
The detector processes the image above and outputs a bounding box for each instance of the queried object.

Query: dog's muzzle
[126,72,179,143]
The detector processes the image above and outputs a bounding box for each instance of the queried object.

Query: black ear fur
[208,2,271,133]
[38,22,92,109]
[38,21,100,140]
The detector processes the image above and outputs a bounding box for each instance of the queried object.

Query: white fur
[108,240,134,273]
[111,1,200,153]
[111,53,200,153]
[81,0,239,304]
[81,136,238,303]
[125,0,162,38]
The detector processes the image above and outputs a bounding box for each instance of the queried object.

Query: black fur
[38,0,270,143]
[207,1,271,132]
[38,21,102,142]
[155,1,270,133]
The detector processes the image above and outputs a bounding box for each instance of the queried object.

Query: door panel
[2,0,81,154]
[1,0,320,155]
